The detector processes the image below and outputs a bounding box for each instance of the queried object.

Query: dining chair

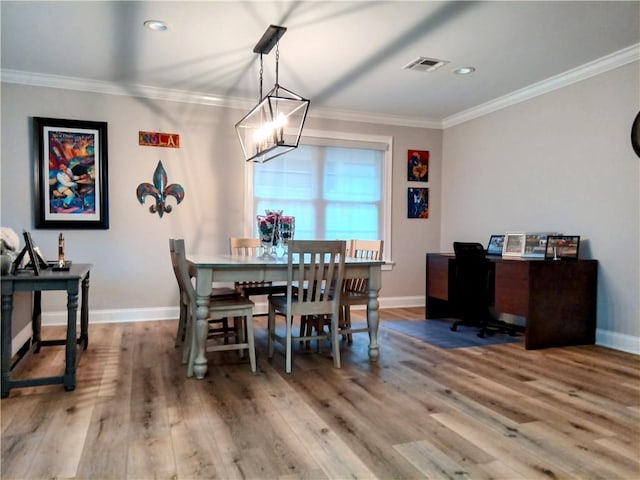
[267,240,346,373]
[300,239,383,344]
[229,237,288,302]
[169,239,241,355]
[170,239,256,374]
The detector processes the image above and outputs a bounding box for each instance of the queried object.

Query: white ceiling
[1,1,639,127]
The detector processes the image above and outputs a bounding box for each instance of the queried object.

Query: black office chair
[449,241,508,338]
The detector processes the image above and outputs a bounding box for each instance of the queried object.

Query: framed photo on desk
[523,232,558,258]
[487,234,504,255]
[502,232,525,257]
[546,235,580,259]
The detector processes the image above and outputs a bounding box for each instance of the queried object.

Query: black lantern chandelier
[235,25,310,163]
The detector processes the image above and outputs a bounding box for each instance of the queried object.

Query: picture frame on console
[34,117,109,229]
[11,231,47,275]
[545,235,580,259]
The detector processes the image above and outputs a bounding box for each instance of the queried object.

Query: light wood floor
[1,307,639,479]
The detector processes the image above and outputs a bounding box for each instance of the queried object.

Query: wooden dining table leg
[192,268,213,379]
[366,264,381,361]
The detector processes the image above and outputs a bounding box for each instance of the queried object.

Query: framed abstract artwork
[408,187,429,218]
[407,149,429,182]
[34,117,109,229]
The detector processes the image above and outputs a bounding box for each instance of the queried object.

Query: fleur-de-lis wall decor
[136,160,184,218]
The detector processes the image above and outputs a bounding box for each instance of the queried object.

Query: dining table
[186,253,384,379]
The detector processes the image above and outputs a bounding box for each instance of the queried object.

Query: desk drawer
[426,254,450,300]
[494,261,529,316]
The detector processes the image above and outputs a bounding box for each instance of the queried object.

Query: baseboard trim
[42,306,181,325]
[37,297,638,355]
[596,328,640,355]
[40,296,427,326]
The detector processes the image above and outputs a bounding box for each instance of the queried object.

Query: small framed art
[407,149,428,182]
[34,117,109,229]
[408,187,429,218]
[502,232,525,257]
[545,235,580,259]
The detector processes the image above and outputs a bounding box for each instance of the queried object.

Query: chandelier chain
[275,41,280,89]
[259,54,264,100]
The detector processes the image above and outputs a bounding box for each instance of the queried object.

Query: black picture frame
[545,235,580,259]
[34,117,109,229]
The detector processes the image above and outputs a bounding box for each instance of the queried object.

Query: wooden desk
[187,254,383,379]
[425,254,598,349]
[1,264,91,397]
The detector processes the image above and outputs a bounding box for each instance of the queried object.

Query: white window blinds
[250,132,391,254]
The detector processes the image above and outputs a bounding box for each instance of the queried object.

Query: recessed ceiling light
[144,20,168,32]
[453,67,476,75]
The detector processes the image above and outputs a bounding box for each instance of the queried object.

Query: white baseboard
[596,328,640,355]
[41,306,181,325]
[11,324,32,356]
[39,296,427,326]
[38,297,638,355]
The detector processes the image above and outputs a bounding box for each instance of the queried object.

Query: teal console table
[1,264,91,398]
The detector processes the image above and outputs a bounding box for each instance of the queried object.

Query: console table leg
[32,291,42,352]
[80,271,90,350]
[63,287,79,391]
[1,293,13,398]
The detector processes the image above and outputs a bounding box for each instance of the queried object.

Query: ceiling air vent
[402,56,449,72]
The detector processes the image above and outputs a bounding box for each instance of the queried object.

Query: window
[246,130,392,262]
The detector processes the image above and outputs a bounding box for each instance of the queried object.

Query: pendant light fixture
[235,25,310,163]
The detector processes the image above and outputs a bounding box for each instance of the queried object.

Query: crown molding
[2,43,638,131]
[0,69,442,129]
[0,70,256,109]
[306,105,442,129]
[443,43,640,128]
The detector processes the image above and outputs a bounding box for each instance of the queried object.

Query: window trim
[244,128,393,265]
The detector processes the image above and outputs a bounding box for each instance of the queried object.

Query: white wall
[442,62,640,353]
[1,83,441,320]
[3,62,638,353]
